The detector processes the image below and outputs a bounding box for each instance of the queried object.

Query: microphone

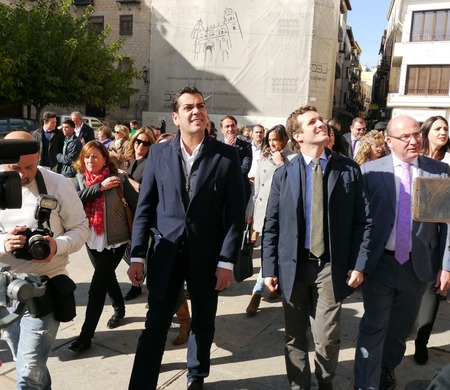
[0,139,39,164]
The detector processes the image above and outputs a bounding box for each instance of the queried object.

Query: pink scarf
[84,167,110,236]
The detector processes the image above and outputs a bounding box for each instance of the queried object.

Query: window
[406,65,450,95]
[89,16,104,33]
[411,9,450,41]
[120,15,133,36]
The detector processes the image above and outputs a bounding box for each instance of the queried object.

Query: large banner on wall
[148,0,337,125]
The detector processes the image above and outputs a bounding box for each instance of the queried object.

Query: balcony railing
[406,88,449,95]
[73,0,93,5]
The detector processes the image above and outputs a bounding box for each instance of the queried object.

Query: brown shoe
[267,290,280,300]
[246,294,262,316]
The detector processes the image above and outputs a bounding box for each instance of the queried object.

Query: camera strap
[35,170,48,195]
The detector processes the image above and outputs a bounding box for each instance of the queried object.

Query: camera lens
[28,235,51,260]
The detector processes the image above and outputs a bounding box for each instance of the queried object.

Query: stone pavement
[0,245,449,389]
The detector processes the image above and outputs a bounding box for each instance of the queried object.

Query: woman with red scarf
[68,141,138,353]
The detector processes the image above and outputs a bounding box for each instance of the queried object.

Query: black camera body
[12,227,54,261]
[11,194,57,261]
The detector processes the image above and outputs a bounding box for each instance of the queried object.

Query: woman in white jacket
[246,124,297,315]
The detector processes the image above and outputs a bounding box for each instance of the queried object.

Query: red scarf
[84,167,110,236]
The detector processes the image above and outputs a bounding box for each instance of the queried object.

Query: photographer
[0,131,90,389]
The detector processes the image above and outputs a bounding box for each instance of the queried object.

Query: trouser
[354,252,426,389]
[1,304,59,390]
[80,243,127,341]
[128,251,219,390]
[283,262,341,390]
[416,280,442,346]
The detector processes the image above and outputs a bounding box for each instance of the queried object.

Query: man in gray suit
[343,117,366,159]
[263,106,372,390]
[354,115,450,390]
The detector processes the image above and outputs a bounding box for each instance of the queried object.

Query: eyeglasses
[114,130,121,134]
[135,138,151,147]
[388,132,423,143]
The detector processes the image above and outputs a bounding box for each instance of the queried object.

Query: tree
[0,0,139,121]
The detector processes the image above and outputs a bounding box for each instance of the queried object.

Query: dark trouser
[416,280,441,346]
[80,244,127,341]
[128,252,219,390]
[283,261,341,390]
[354,252,427,389]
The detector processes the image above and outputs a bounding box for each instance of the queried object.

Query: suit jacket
[262,149,372,303]
[234,138,252,201]
[343,132,354,158]
[78,123,95,144]
[131,131,246,299]
[33,128,65,173]
[360,154,450,281]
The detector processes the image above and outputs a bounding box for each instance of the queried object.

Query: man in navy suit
[127,86,245,390]
[220,115,252,203]
[263,106,372,390]
[354,115,450,390]
[71,111,95,145]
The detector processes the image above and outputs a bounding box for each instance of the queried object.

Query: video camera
[0,262,46,329]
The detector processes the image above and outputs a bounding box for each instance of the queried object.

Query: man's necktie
[310,158,324,258]
[395,162,411,264]
[352,139,358,155]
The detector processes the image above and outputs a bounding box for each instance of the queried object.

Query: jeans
[1,303,60,390]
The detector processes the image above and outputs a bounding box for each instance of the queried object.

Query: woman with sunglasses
[119,127,157,301]
[109,124,130,165]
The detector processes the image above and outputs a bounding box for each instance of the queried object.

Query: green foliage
[0,0,139,117]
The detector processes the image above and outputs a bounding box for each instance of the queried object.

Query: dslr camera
[12,194,58,261]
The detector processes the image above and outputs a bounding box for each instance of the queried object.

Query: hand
[264,276,278,293]
[347,270,364,288]
[128,262,145,285]
[32,236,57,263]
[272,151,283,165]
[435,270,450,296]
[100,176,122,191]
[4,226,27,253]
[245,215,253,224]
[215,267,232,291]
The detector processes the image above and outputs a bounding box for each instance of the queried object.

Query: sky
[347,0,392,69]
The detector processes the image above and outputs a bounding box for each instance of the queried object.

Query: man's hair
[62,119,75,128]
[42,111,57,122]
[351,117,365,126]
[171,86,203,112]
[220,115,238,128]
[252,124,264,133]
[130,120,138,126]
[70,111,83,120]
[285,106,317,138]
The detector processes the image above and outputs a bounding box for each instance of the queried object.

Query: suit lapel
[326,150,339,200]
[287,156,304,211]
[381,155,397,212]
[166,133,185,204]
[190,139,220,201]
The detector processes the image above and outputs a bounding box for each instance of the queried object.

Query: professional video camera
[12,194,57,261]
[0,262,46,329]
[0,138,40,209]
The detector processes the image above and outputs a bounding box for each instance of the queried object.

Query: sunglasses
[135,138,151,147]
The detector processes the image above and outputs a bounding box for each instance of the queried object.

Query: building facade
[381,0,450,122]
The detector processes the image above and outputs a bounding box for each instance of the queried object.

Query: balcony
[73,0,93,5]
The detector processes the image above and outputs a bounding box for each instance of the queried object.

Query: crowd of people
[0,87,449,390]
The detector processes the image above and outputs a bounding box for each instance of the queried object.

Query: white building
[386,0,450,122]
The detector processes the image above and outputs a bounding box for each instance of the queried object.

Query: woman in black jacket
[68,141,138,353]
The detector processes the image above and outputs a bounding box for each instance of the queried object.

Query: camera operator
[0,131,90,389]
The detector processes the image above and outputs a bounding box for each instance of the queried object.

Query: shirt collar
[391,153,418,168]
[302,150,328,166]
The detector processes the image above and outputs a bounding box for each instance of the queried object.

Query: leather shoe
[414,340,429,365]
[318,383,333,390]
[380,367,396,390]
[124,285,142,301]
[187,381,203,389]
[68,338,91,353]
[107,311,125,329]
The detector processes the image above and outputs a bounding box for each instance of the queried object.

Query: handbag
[233,224,254,283]
[116,185,134,237]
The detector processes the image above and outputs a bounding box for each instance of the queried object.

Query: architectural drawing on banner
[191,8,243,63]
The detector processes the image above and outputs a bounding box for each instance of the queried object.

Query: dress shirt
[385,154,419,252]
[303,151,328,250]
[248,141,262,179]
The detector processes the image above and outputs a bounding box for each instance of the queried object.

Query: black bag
[47,274,77,322]
[233,224,254,283]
